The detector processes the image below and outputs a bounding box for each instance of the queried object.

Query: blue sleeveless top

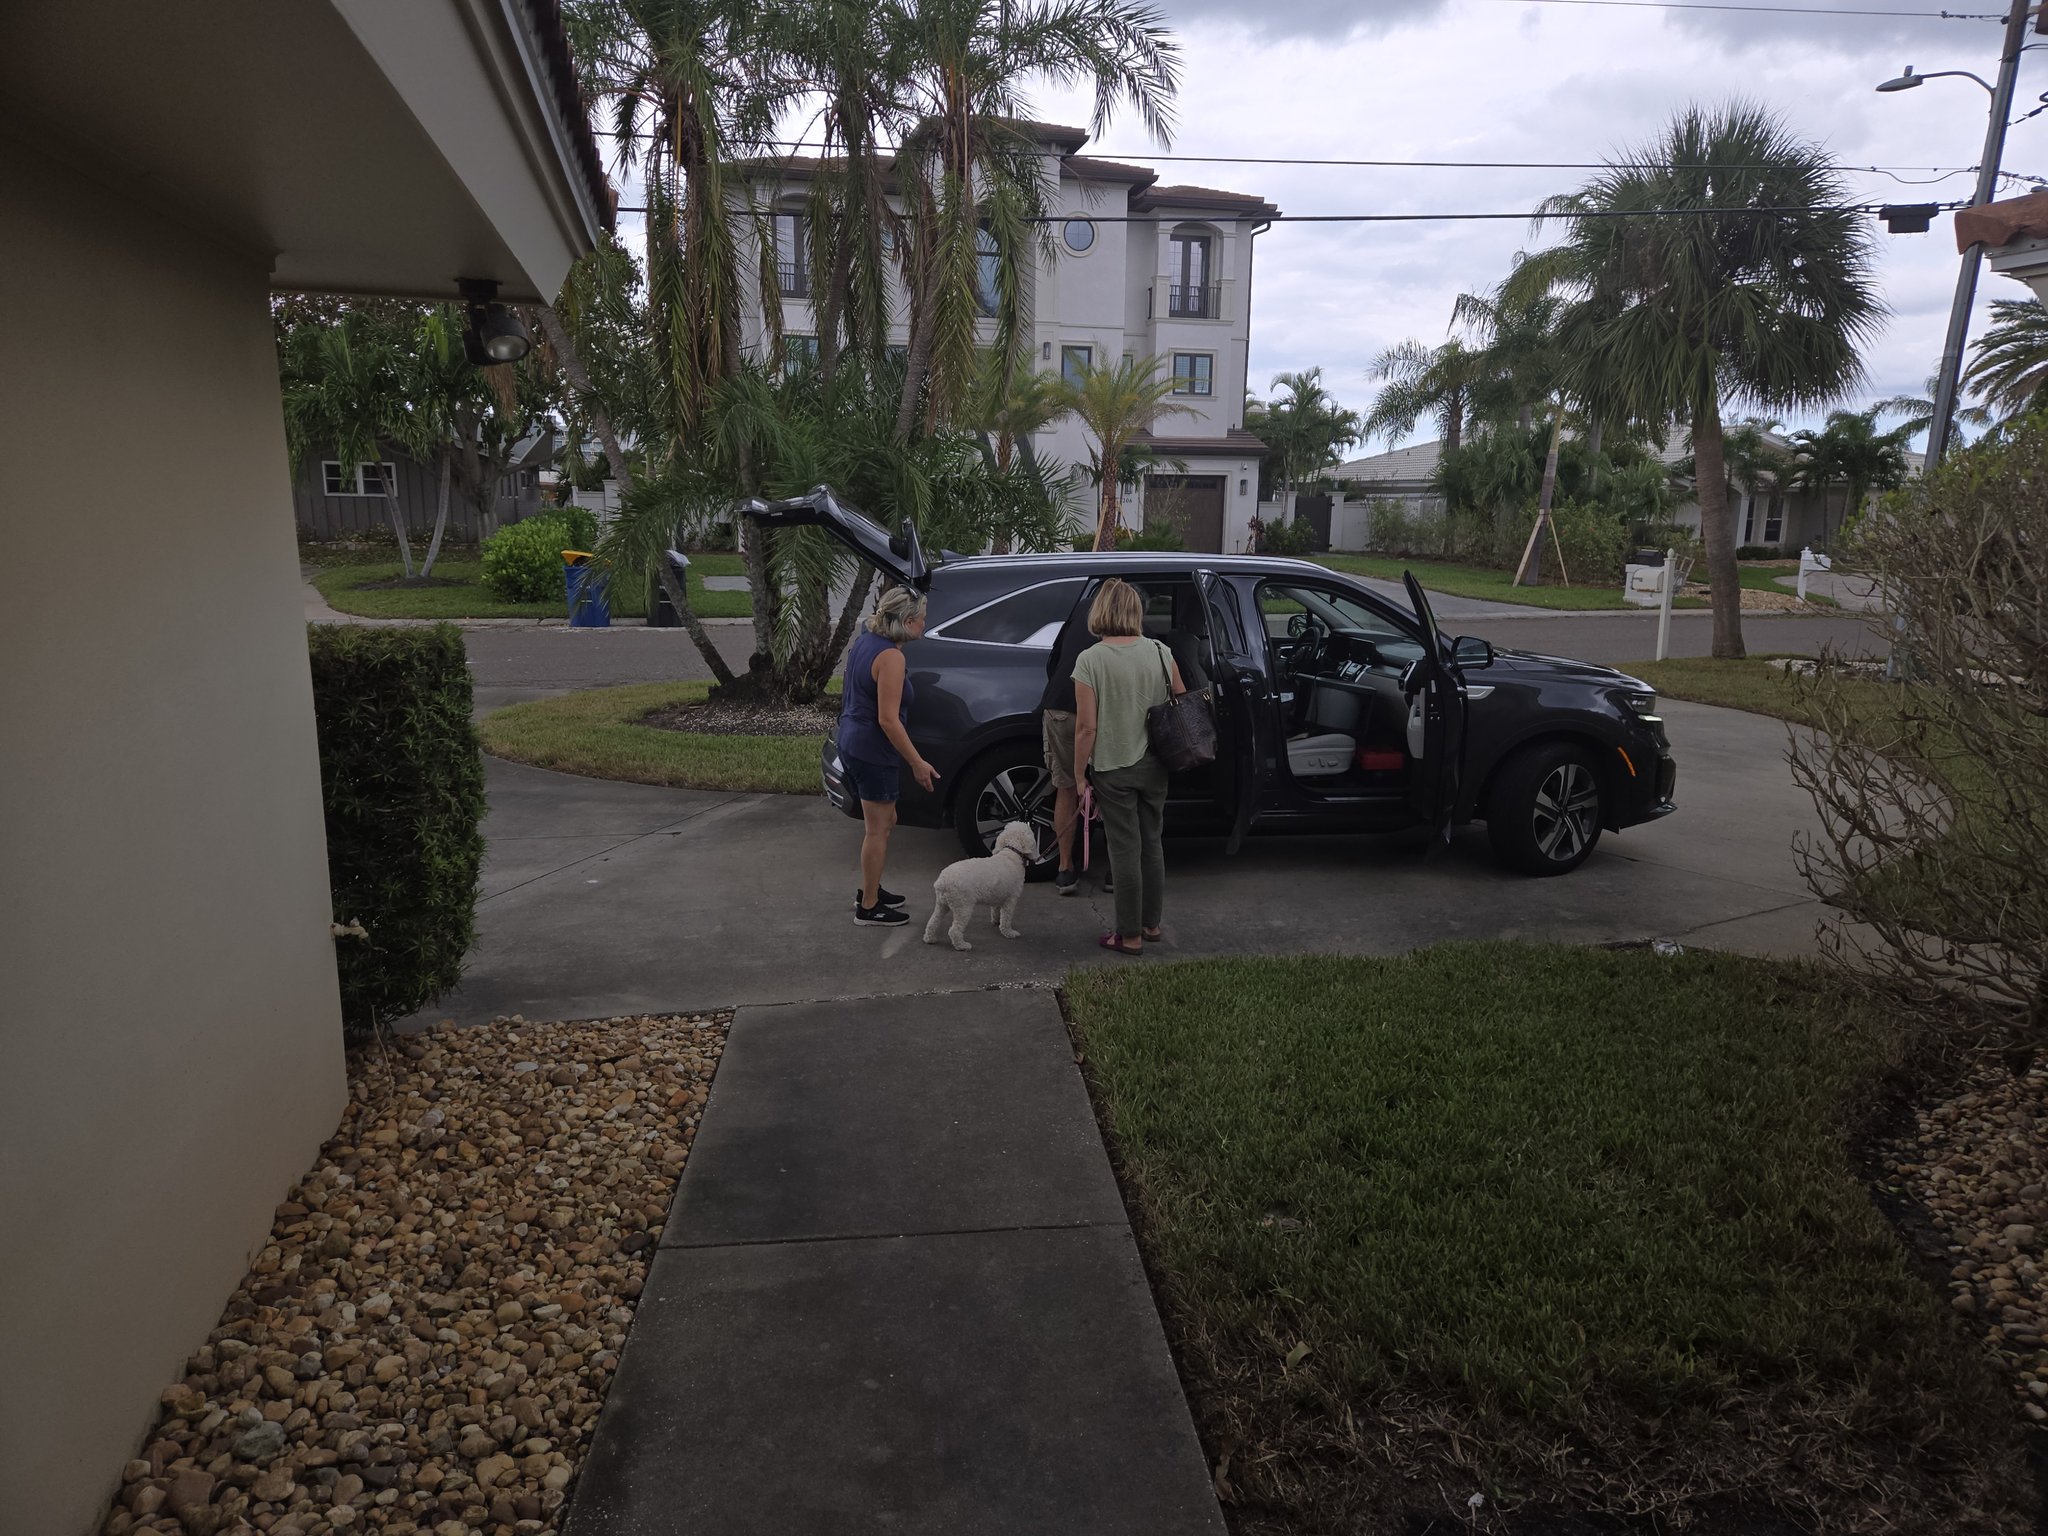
[838,630,913,765]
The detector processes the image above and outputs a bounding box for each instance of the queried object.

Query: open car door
[1197,570,1263,855]
[1400,571,1466,839]
[738,486,930,590]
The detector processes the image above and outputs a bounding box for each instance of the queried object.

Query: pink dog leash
[1078,780,1098,871]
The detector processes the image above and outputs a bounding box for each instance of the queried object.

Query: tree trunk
[808,565,876,697]
[1586,418,1604,494]
[1094,455,1122,551]
[658,558,736,688]
[378,464,415,577]
[816,230,853,381]
[1446,399,1463,454]
[1691,400,1745,659]
[421,451,452,577]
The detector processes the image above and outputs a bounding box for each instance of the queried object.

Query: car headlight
[1622,692,1657,716]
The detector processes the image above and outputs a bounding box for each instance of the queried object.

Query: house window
[322,461,398,496]
[783,334,820,377]
[1168,229,1215,318]
[1062,218,1096,254]
[1171,353,1213,396]
[1061,345,1093,386]
[774,212,808,298]
[975,227,1000,318]
[1764,494,1784,545]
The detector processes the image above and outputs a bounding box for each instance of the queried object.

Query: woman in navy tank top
[839,586,938,926]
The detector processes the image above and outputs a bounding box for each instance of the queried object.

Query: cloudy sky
[1012,0,2047,454]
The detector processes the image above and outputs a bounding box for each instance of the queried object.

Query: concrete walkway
[563,989,1225,1535]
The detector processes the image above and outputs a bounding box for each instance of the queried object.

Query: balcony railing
[1167,283,1220,319]
[776,260,809,299]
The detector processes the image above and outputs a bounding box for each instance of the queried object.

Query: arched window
[1168,224,1216,318]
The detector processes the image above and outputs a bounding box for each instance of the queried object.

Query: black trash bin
[646,549,690,628]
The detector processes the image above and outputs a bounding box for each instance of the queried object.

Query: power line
[1472,0,2001,16]
[614,200,1961,219]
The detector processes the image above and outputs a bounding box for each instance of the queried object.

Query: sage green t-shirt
[1072,637,1173,773]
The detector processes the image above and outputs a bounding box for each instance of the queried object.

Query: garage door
[1143,474,1226,553]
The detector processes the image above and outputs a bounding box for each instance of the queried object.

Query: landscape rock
[86,1011,729,1535]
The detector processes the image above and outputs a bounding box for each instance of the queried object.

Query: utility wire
[1473,0,2001,16]
[615,200,1963,219]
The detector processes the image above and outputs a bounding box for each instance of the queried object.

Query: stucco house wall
[0,141,349,1536]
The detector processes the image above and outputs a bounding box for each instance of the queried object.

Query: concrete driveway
[407,697,1832,1026]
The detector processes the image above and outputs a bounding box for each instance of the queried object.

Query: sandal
[1141,927,1164,943]
[1098,933,1144,956]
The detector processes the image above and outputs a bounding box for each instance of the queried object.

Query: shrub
[1547,502,1633,587]
[1260,517,1317,557]
[481,510,595,601]
[309,624,485,1040]
[1125,522,1187,551]
[1737,543,1782,561]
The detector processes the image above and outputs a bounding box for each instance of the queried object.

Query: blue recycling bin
[562,551,611,628]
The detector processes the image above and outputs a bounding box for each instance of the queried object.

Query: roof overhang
[2,0,612,304]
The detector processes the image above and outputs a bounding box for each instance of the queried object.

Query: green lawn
[1310,553,1702,611]
[478,680,831,793]
[1068,943,2028,1533]
[311,552,750,620]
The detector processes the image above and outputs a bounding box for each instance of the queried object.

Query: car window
[930,578,1085,647]
[1259,583,1412,644]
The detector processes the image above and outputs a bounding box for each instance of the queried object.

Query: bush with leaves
[480,509,597,602]
[309,623,484,1040]
[1259,517,1317,557]
[1790,420,2048,1046]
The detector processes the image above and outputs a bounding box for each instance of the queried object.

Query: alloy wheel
[1532,762,1600,864]
[975,765,1059,865]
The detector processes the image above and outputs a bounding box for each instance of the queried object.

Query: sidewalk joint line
[665,1218,1130,1252]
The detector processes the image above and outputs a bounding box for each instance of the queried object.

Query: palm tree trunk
[1095,454,1122,551]
[1446,398,1464,454]
[657,560,736,688]
[421,451,452,578]
[1691,400,1745,659]
[1586,418,1604,493]
[535,305,634,496]
[378,463,415,577]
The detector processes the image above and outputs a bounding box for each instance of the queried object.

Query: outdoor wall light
[458,278,533,366]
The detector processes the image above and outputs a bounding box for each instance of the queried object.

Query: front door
[1143,474,1226,553]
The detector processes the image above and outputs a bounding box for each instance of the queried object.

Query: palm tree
[1527,102,1884,657]
[1063,355,1197,549]
[881,0,1180,440]
[1874,371,1991,448]
[280,313,421,575]
[1787,409,1914,540]
[1248,367,1363,503]
[1361,337,1486,452]
[970,354,1074,475]
[1963,297,2048,420]
[1450,285,1560,432]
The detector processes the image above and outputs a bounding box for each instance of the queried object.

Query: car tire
[953,743,1063,882]
[1487,741,1605,876]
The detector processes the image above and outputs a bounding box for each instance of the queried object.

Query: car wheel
[1487,741,1605,876]
[953,745,1062,882]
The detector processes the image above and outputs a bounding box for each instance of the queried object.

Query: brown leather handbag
[1144,640,1217,772]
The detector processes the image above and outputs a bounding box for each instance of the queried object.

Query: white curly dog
[923,820,1037,951]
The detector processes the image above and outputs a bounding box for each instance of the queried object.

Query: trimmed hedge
[309,623,486,1039]
[479,507,599,601]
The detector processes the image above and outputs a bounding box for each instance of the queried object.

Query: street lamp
[1875,3,2033,469]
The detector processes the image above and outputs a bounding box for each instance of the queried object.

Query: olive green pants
[1091,754,1167,938]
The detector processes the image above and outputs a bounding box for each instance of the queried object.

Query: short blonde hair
[1088,578,1144,638]
[869,585,928,642]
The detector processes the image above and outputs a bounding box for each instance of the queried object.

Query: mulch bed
[98,1011,728,1536]
[638,698,839,739]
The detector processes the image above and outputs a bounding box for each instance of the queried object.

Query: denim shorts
[842,753,901,804]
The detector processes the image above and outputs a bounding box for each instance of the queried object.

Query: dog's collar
[996,845,1028,863]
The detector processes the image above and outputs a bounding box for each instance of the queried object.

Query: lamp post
[1877,2,2034,468]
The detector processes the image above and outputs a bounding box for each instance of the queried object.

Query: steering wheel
[1284,610,1327,672]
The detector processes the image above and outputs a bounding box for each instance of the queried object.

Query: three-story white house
[736,121,1278,552]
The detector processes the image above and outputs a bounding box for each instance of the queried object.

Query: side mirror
[1453,635,1495,669]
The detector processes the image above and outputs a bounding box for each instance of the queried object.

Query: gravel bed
[99,1012,728,1536]
[1879,1056,2048,1426]
[1679,581,1813,612]
[639,698,839,738]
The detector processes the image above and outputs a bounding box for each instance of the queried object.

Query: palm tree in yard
[1962,296,2048,420]
[1065,355,1197,549]
[1361,336,1486,453]
[1248,367,1363,503]
[1787,408,1914,541]
[1874,370,1990,449]
[1525,102,1884,657]
[280,313,421,575]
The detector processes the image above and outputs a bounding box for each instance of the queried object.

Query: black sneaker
[854,901,909,927]
[853,887,908,909]
[1054,868,1080,896]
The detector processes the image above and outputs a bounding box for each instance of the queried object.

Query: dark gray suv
[745,490,1677,877]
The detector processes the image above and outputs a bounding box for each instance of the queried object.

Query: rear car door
[738,486,929,588]
[1197,570,1262,854]
[1401,572,1467,836]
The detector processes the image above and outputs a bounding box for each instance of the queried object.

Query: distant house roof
[1337,440,1442,485]
[1136,427,1269,459]
[1132,183,1281,219]
[1063,155,1158,188]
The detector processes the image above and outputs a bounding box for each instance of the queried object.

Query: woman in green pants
[1072,578,1185,956]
